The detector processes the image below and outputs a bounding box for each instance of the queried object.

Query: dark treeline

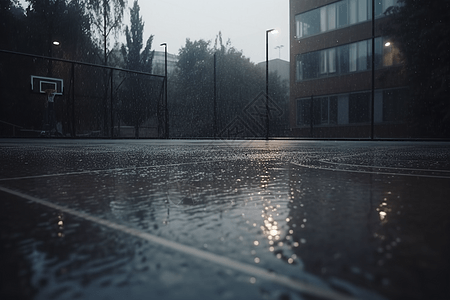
[384,0,450,137]
[0,0,289,138]
[170,33,289,137]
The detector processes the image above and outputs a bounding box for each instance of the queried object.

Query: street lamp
[160,43,169,138]
[274,45,284,59]
[266,29,277,140]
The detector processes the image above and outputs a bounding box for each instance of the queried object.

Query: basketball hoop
[45,89,57,103]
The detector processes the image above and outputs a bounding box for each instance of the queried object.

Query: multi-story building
[152,51,178,76]
[290,0,407,138]
[257,58,290,83]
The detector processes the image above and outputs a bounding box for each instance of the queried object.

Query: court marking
[0,185,360,300]
[0,159,232,182]
[307,147,450,178]
[291,161,450,179]
[319,160,450,174]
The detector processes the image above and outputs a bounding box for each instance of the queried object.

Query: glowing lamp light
[53,41,60,46]
[384,42,391,47]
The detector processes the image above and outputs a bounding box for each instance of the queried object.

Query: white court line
[0,159,230,182]
[319,160,450,174]
[291,162,450,179]
[0,186,358,300]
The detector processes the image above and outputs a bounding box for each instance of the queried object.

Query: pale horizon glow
[138,0,289,63]
[18,0,290,64]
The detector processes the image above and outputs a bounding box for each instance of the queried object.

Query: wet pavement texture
[1,139,449,300]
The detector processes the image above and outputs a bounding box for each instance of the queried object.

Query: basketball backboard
[31,75,64,95]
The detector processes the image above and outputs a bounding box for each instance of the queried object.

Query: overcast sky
[19,0,289,63]
[128,0,289,63]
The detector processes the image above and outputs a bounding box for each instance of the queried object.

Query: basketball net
[45,89,57,103]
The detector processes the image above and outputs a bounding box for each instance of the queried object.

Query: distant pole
[275,45,284,59]
[110,69,114,138]
[266,29,276,140]
[160,43,169,138]
[370,0,375,139]
[214,52,217,138]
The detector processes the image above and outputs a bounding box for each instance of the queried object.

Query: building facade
[290,0,407,138]
[257,58,290,83]
[152,51,178,76]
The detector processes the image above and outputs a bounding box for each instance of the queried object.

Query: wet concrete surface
[1,139,449,300]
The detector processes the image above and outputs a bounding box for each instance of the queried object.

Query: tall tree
[87,0,126,66]
[121,0,154,72]
[86,0,126,135]
[119,0,156,138]
[171,34,289,137]
[173,38,213,137]
[0,0,25,51]
[384,0,450,137]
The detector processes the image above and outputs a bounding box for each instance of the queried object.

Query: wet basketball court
[1,139,449,300]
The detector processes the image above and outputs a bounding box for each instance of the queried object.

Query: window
[383,89,406,122]
[297,96,338,127]
[330,96,338,124]
[337,0,348,27]
[296,15,303,38]
[383,40,401,66]
[313,97,339,125]
[375,0,383,15]
[349,92,370,123]
[358,0,368,22]
[374,37,383,68]
[296,9,321,38]
[338,45,349,74]
[349,43,357,72]
[328,4,336,30]
[384,0,395,11]
[320,7,327,32]
[357,40,368,71]
[296,37,398,82]
[297,52,319,81]
[296,55,303,81]
[295,0,398,40]
[320,50,328,74]
[375,0,398,17]
[297,99,311,126]
[374,37,401,68]
[328,48,336,73]
[319,49,336,76]
[349,0,357,24]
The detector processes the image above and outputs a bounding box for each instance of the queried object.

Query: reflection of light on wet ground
[2,140,449,300]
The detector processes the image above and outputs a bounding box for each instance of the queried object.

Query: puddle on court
[1,141,450,300]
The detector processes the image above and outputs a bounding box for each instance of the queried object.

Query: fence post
[110,69,114,138]
[71,63,75,137]
[310,94,314,138]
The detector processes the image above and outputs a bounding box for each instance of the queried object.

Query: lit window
[383,40,401,66]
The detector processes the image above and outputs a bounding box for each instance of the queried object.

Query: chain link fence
[0,50,166,138]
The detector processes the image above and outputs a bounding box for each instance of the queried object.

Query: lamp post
[275,45,284,59]
[160,43,169,138]
[266,29,277,140]
[370,0,375,140]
